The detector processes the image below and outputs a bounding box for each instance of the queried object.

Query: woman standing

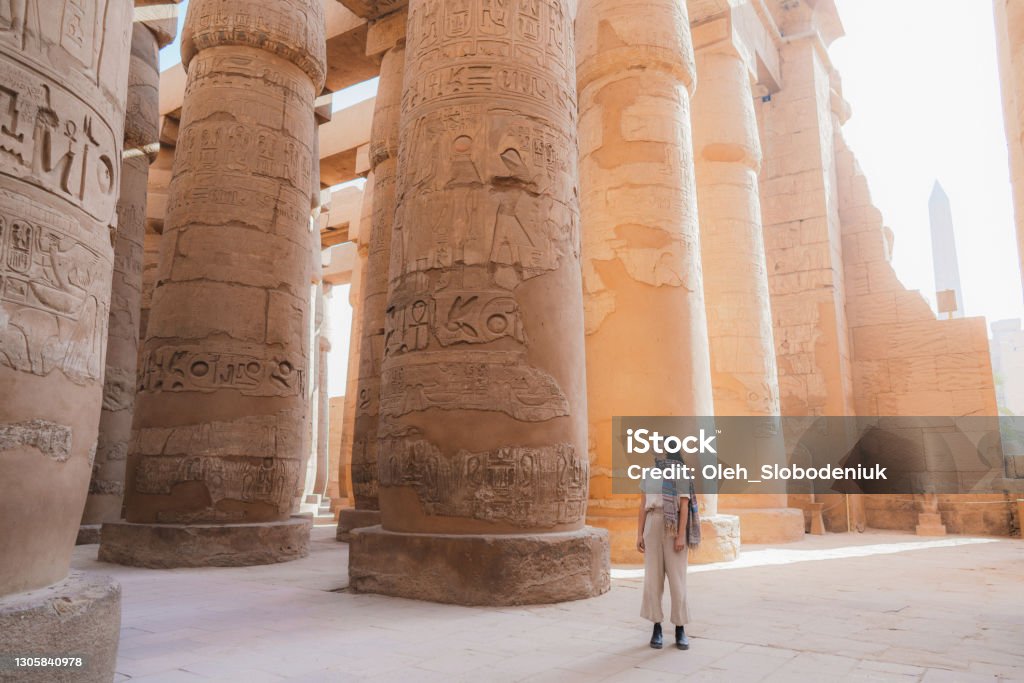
[637,457,700,649]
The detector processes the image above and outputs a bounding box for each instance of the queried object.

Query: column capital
[182,0,328,91]
[125,23,161,163]
[691,1,783,96]
[576,0,697,95]
[769,0,844,47]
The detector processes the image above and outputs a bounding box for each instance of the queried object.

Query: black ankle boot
[649,623,663,649]
[675,625,689,650]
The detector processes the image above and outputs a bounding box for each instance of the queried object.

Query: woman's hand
[674,535,686,553]
[637,535,645,553]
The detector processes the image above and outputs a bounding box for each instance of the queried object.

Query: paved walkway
[71,527,1024,682]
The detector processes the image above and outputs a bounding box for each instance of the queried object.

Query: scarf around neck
[655,458,701,549]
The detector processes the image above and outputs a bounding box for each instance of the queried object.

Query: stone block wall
[835,127,1013,536]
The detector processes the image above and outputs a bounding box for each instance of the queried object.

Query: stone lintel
[322,186,364,249]
[158,5,378,117]
[323,242,357,286]
[315,94,334,125]
[158,63,186,119]
[98,518,312,568]
[334,0,407,22]
[319,98,375,186]
[366,8,407,57]
[134,1,184,49]
[0,572,121,683]
[325,23,382,93]
[349,526,611,606]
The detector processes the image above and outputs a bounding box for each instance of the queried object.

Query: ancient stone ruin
[1,1,1022,679]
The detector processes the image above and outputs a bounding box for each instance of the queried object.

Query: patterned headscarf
[655,458,701,549]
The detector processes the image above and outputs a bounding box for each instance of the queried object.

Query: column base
[689,514,741,565]
[98,516,311,568]
[349,525,611,605]
[336,508,381,542]
[0,572,120,683]
[720,508,806,544]
[915,513,947,536]
[589,513,741,565]
[587,513,643,564]
[76,524,102,545]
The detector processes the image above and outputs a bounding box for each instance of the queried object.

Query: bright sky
[157,1,1024,395]
[832,0,1023,327]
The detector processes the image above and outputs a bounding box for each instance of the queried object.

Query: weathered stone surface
[83,21,162,533]
[759,7,855,421]
[0,572,121,683]
[134,0,184,49]
[76,525,102,546]
[0,0,133,598]
[578,0,740,563]
[688,514,741,565]
[728,508,806,544]
[348,38,404,516]
[98,517,312,568]
[335,0,407,21]
[347,0,609,603]
[350,526,610,605]
[995,0,1024,299]
[336,508,384,541]
[114,0,327,545]
[692,28,803,538]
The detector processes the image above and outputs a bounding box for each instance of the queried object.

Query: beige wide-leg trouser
[640,508,691,626]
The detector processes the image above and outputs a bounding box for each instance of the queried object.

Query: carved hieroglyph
[123,0,326,525]
[576,0,715,557]
[350,41,404,512]
[376,0,589,534]
[0,0,132,596]
[83,22,163,529]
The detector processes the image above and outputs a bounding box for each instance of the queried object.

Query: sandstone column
[298,274,325,515]
[78,21,166,546]
[298,276,333,517]
[995,0,1024,300]
[337,30,404,540]
[692,40,804,544]
[138,144,174,343]
[576,0,739,564]
[314,301,332,500]
[336,197,369,522]
[99,0,327,568]
[349,0,610,605]
[0,0,134,676]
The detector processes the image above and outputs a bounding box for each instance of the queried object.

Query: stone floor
[71,526,1024,682]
